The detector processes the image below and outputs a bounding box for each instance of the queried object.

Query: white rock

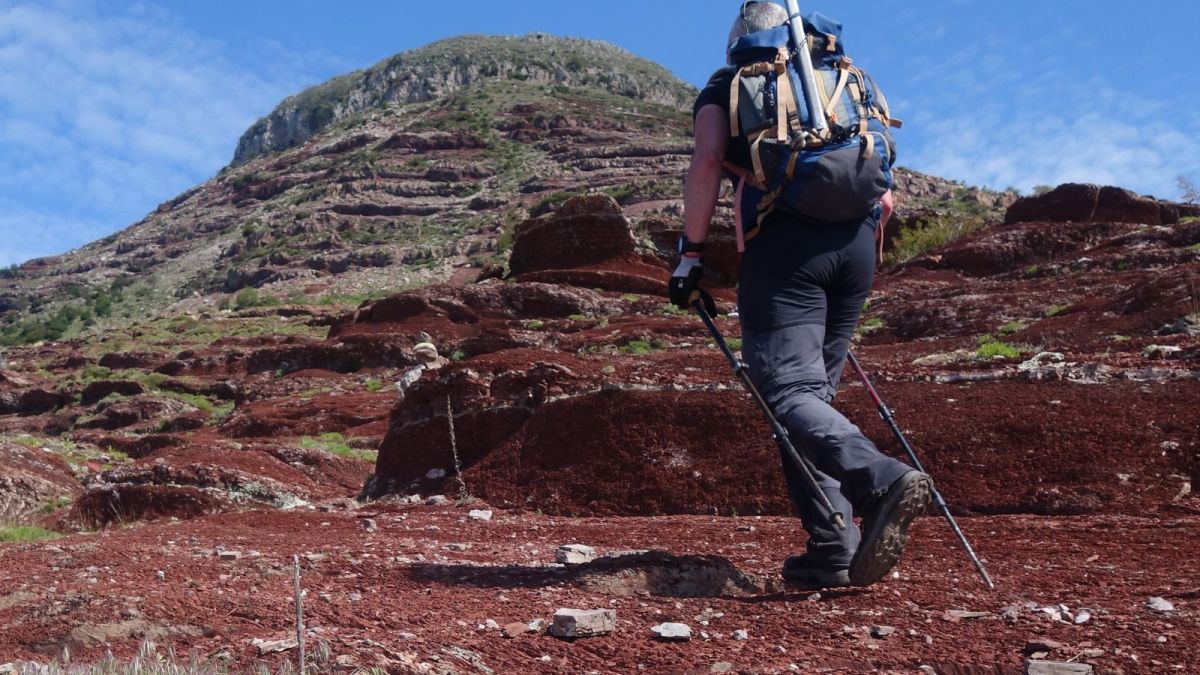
[484,619,500,630]
[155,570,165,581]
[468,509,493,521]
[1146,597,1175,613]
[1074,610,1091,624]
[870,625,895,639]
[732,629,749,641]
[426,468,447,480]
[555,544,597,565]
[651,622,692,641]
[426,495,451,506]
[549,608,616,638]
[218,550,242,561]
[361,518,378,532]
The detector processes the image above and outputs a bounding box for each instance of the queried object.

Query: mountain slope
[0,33,1017,347]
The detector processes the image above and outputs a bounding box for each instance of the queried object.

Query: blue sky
[2,0,1198,267]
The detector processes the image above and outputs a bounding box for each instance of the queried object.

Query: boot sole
[849,471,932,587]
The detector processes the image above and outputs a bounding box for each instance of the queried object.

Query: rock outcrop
[232,34,697,164]
[1004,183,1190,225]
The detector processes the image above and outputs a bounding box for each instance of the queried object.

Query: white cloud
[0,1,330,266]
[880,10,1200,200]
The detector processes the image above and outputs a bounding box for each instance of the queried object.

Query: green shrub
[888,214,988,264]
[997,321,1027,335]
[0,525,60,542]
[299,432,376,462]
[976,340,1022,359]
[1045,304,1070,317]
[234,288,260,310]
[365,378,383,392]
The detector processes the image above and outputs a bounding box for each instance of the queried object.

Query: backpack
[724,13,901,241]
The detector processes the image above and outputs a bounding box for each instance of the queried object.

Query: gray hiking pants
[738,215,912,568]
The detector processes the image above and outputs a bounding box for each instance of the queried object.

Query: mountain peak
[232,33,698,165]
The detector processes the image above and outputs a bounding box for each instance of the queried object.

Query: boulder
[549,608,616,638]
[81,380,147,405]
[1006,183,1170,225]
[508,194,638,276]
[16,389,68,416]
[0,440,81,523]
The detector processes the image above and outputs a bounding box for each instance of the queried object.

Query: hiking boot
[780,554,850,588]
[848,470,933,587]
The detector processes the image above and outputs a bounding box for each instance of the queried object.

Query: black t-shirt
[692,67,752,176]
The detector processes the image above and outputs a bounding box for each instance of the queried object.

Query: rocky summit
[1,33,1199,673]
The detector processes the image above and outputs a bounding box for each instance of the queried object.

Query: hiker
[668,0,932,588]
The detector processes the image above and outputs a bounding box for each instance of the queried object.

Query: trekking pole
[783,0,828,134]
[691,291,846,532]
[845,351,996,589]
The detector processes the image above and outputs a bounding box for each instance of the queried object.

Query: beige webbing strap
[861,131,875,160]
[785,145,801,181]
[749,130,769,187]
[825,63,852,124]
[723,160,763,190]
[729,71,743,137]
[773,50,795,142]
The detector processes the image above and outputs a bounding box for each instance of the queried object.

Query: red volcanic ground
[1,188,1197,671]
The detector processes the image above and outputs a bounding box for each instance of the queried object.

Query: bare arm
[681,104,729,247]
[875,189,894,264]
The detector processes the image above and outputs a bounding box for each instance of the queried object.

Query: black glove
[668,256,716,315]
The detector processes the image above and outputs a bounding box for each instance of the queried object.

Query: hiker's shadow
[408,549,869,601]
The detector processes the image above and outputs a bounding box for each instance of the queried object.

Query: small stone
[1157,635,1167,643]
[445,543,472,551]
[1079,649,1105,658]
[218,550,242,561]
[398,494,421,504]
[155,570,165,581]
[732,629,749,641]
[361,518,378,532]
[1024,638,1065,655]
[651,622,692,641]
[711,663,734,673]
[468,509,493,521]
[773,645,787,654]
[1074,610,1091,624]
[555,544,597,565]
[398,632,416,639]
[484,619,499,630]
[503,621,531,638]
[1146,597,1175,613]
[426,468,447,480]
[943,609,990,621]
[349,592,362,602]
[736,525,755,532]
[549,608,616,638]
[1142,344,1182,360]
[869,625,895,639]
[426,495,451,506]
